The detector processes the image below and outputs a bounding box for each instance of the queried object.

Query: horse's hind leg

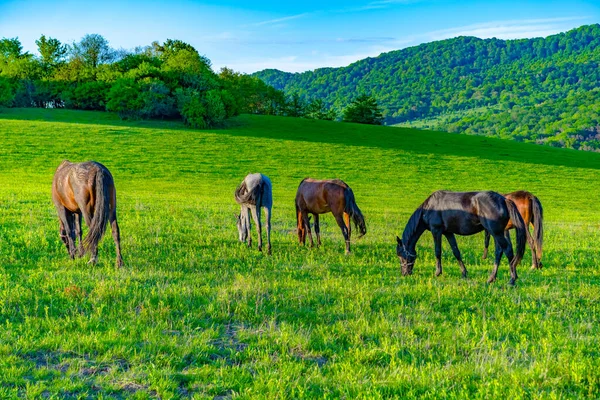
[445,233,467,278]
[251,205,263,252]
[302,212,314,247]
[343,212,351,242]
[74,212,84,257]
[56,206,77,259]
[483,231,491,259]
[265,206,272,255]
[334,213,350,254]
[487,235,504,283]
[110,210,123,268]
[313,214,321,247]
[525,225,538,269]
[503,230,518,285]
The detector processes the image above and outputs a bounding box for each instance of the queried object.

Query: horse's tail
[344,186,366,237]
[83,166,111,253]
[506,198,526,268]
[531,194,544,259]
[234,179,263,206]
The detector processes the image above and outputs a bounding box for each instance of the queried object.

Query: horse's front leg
[445,233,467,278]
[251,206,263,252]
[432,230,443,276]
[246,207,252,248]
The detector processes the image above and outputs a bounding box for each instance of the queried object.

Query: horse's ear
[396,236,402,245]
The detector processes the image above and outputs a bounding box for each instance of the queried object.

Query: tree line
[0,34,384,127]
[254,24,600,149]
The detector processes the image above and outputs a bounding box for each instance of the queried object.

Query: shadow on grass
[2,108,600,171]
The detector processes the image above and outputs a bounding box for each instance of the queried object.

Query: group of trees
[255,24,600,149]
[1,33,395,128]
[274,92,383,124]
[0,35,294,127]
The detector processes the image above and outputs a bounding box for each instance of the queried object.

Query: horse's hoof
[435,270,442,277]
[462,272,468,279]
[487,277,496,284]
[509,278,517,286]
[258,246,262,252]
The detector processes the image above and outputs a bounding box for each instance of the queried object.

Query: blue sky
[1,0,599,73]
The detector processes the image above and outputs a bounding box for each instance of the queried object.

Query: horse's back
[296,178,347,214]
[242,173,272,208]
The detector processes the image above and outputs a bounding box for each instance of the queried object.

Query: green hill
[1,108,600,397]
[254,24,600,150]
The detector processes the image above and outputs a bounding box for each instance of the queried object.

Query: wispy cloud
[214,47,394,73]
[248,12,312,27]
[336,0,419,13]
[428,16,589,40]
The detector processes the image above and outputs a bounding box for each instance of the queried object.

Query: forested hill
[254,24,600,150]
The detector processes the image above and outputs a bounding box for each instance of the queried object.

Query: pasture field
[1,108,600,399]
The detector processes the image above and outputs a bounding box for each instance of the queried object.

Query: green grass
[1,108,600,398]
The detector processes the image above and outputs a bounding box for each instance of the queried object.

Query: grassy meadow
[1,108,600,398]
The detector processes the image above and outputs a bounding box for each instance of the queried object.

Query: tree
[0,77,13,106]
[286,93,306,117]
[0,37,24,59]
[343,95,383,125]
[71,34,114,69]
[305,98,337,120]
[35,35,67,72]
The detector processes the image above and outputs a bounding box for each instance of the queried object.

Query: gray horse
[235,173,272,254]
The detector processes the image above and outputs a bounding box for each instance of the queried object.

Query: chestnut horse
[295,178,366,254]
[483,190,543,269]
[52,160,123,267]
[396,190,526,285]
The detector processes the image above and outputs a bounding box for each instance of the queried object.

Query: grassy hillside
[1,108,600,398]
[255,24,600,149]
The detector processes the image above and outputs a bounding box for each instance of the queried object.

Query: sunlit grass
[0,108,599,398]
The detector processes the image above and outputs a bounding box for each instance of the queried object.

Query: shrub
[106,79,143,119]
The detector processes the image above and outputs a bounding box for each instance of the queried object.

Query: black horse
[396,190,526,285]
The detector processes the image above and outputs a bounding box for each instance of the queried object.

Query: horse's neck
[404,216,426,252]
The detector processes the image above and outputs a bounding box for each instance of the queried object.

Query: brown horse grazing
[483,191,543,269]
[295,178,366,254]
[52,160,123,267]
[396,190,526,285]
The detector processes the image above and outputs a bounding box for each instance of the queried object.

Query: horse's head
[236,213,247,243]
[396,236,416,276]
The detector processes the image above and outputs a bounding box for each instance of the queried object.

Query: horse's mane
[402,206,424,244]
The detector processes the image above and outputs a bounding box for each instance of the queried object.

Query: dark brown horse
[295,178,366,254]
[396,190,526,285]
[52,160,123,267]
[483,190,543,269]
